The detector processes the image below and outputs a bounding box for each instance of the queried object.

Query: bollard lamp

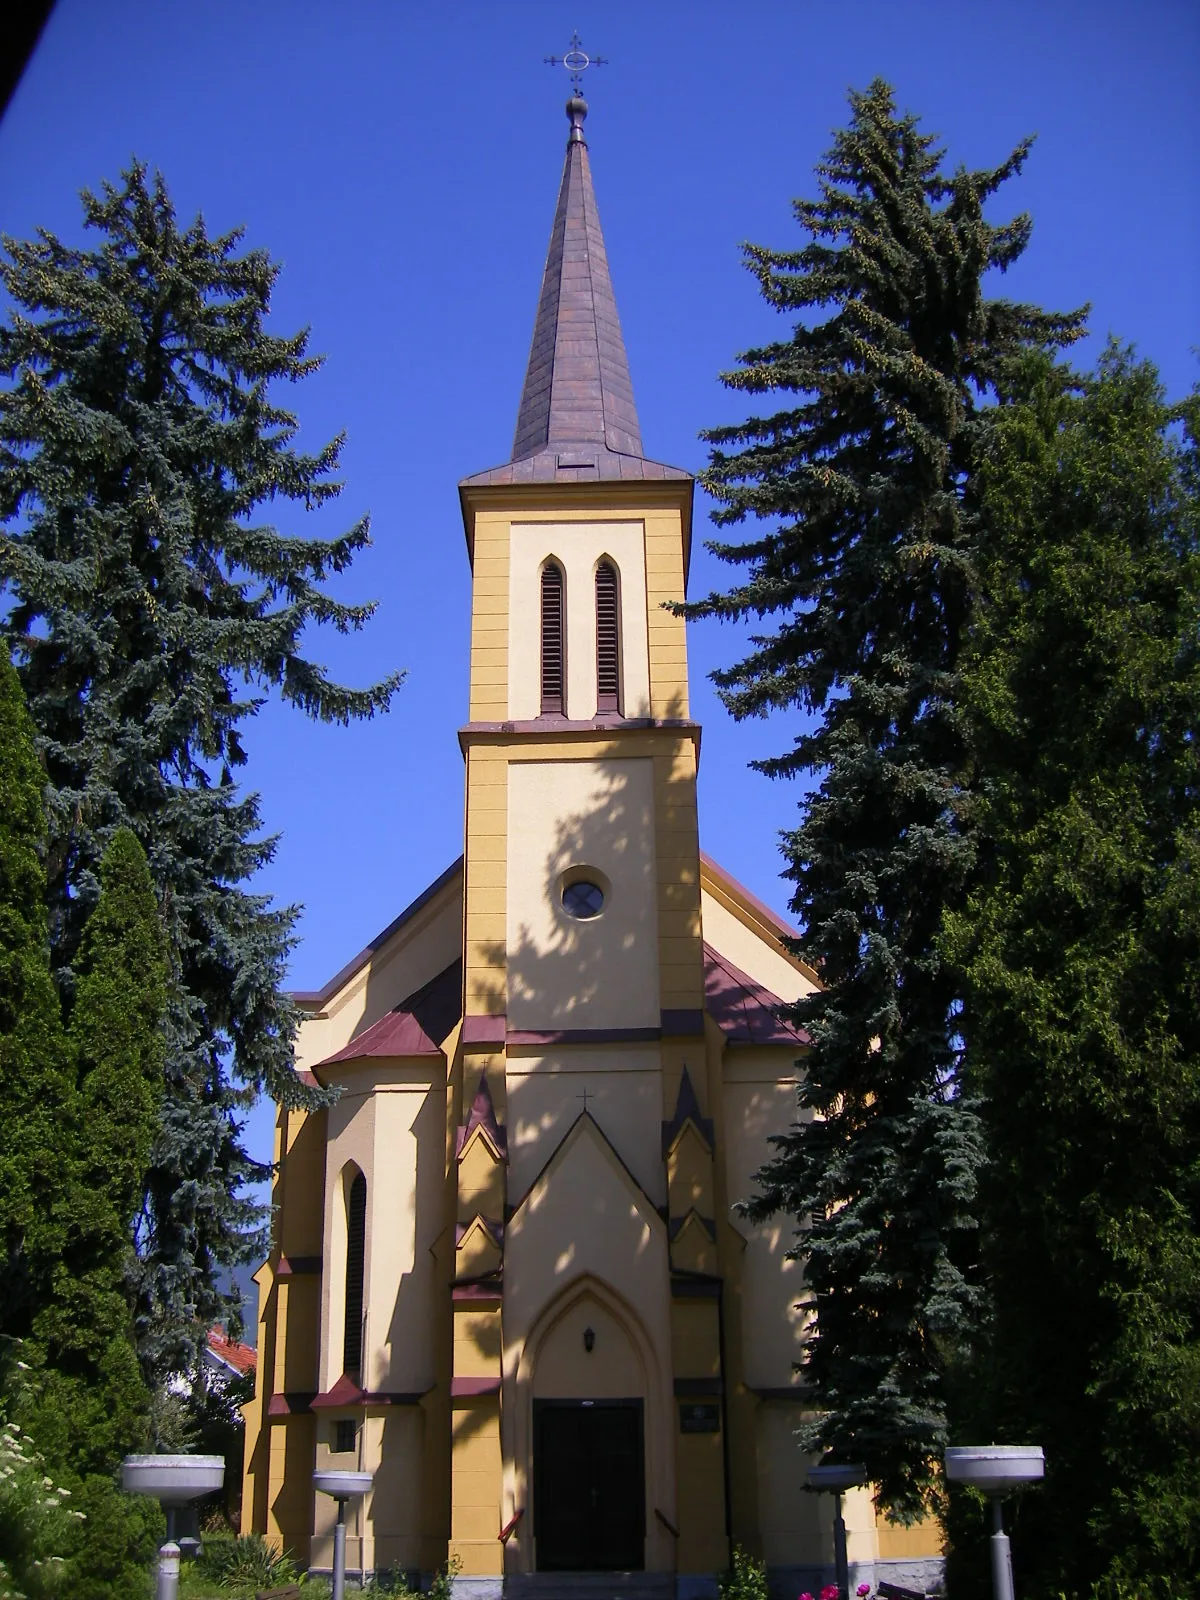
[314,1468,373,1600]
[122,1455,225,1600]
[808,1460,868,1599]
[945,1446,1044,1600]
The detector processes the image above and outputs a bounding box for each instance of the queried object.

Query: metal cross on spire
[544,30,607,98]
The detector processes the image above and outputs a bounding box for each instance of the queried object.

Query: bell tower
[451,91,722,1587]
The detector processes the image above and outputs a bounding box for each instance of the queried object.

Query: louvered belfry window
[595,560,620,713]
[541,560,565,714]
[343,1170,367,1382]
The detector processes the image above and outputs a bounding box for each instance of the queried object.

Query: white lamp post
[122,1454,225,1600]
[945,1446,1044,1600]
[807,1461,868,1599]
[314,1469,373,1600]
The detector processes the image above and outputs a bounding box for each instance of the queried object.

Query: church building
[240,92,942,1598]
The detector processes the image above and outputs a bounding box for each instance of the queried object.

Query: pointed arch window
[541,560,566,715]
[343,1170,367,1382]
[595,560,620,714]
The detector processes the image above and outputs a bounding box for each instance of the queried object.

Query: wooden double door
[533,1399,645,1571]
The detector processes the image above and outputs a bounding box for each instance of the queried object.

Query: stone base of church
[768,1557,946,1596]
[438,1569,946,1600]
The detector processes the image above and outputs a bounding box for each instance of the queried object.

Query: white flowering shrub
[0,1417,82,1600]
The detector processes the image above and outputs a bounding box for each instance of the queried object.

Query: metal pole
[156,1506,179,1600]
[332,1498,347,1600]
[155,1543,180,1600]
[990,1498,1015,1600]
[832,1491,850,1600]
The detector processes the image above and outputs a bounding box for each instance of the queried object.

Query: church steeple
[512,95,643,464]
[461,99,688,488]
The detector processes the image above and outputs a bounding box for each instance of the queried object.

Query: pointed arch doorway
[516,1276,663,1574]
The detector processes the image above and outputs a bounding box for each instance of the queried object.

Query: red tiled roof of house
[207,1326,257,1376]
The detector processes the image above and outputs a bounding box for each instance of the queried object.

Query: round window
[561,879,605,919]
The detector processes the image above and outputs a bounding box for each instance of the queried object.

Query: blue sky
[3,0,1197,1182]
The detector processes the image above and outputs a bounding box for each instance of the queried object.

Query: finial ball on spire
[566,94,588,144]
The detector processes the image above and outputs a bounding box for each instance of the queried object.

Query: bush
[0,1416,81,1600]
[194,1531,299,1590]
[719,1546,769,1600]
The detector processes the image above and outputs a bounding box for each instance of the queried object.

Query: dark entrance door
[533,1399,644,1571]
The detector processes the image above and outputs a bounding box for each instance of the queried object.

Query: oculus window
[561,880,605,919]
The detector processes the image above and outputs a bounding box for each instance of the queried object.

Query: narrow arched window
[343,1170,366,1382]
[541,560,565,715]
[595,560,620,714]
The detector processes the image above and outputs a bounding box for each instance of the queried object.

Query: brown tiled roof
[703,944,811,1048]
[461,102,689,488]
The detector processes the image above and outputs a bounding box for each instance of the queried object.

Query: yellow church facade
[241,95,942,1598]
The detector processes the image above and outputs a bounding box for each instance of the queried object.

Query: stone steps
[505,1574,676,1600]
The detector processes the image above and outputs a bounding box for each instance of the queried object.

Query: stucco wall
[699,886,815,1005]
[502,1118,675,1574]
[506,1045,665,1208]
[721,1049,810,1391]
[506,757,659,1030]
[295,874,462,1072]
[319,1064,442,1396]
[508,520,651,720]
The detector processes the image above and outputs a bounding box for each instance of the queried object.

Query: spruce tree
[945,350,1200,1595]
[0,164,402,1369]
[686,81,1084,1515]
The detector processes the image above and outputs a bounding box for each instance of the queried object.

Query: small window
[343,1170,366,1382]
[562,880,605,919]
[595,560,620,713]
[541,560,565,714]
[334,1419,357,1455]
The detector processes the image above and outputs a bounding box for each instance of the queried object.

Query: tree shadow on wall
[500,726,701,1034]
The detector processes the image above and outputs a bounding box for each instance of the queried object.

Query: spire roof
[461,98,688,488]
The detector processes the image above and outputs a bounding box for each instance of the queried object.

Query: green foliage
[0,663,168,1599]
[687,78,1084,1517]
[193,1530,299,1589]
[13,827,169,1598]
[0,162,402,1368]
[945,349,1200,1595]
[0,1397,81,1600]
[0,657,74,1346]
[718,1545,769,1600]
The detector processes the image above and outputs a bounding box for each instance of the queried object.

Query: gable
[700,853,819,1002]
[293,860,463,1074]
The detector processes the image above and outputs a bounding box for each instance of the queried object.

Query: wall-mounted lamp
[583,1326,595,1353]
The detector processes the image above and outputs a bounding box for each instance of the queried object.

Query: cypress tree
[25,827,169,1600]
[686,81,1084,1516]
[0,164,402,1369]
[0,653,72,1343]
[945,350,1200,1595]
[0,668,164,1597]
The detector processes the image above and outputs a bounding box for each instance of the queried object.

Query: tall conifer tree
[0,164,402,1368]
[945,351,1200,1594]
[26,828,169,1600]
[0,653,72,1341]
[686,81,1084,1514]
[0,668,164,1598]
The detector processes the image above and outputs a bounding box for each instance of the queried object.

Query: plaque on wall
[679,1401,720,1434]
